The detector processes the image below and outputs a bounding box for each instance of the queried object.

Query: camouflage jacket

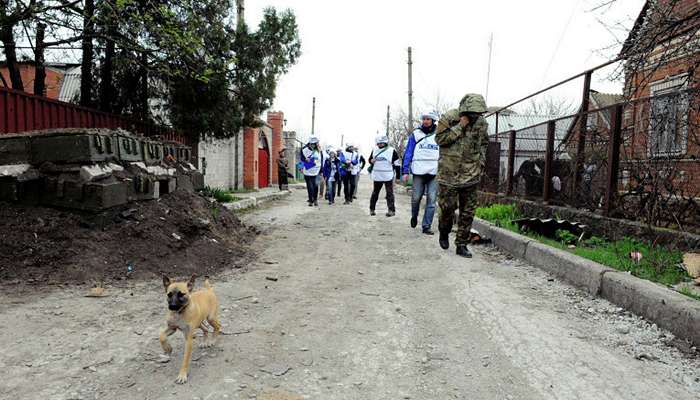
[435,109,489,188]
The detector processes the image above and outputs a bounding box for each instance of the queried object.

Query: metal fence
[487,88,700,233]
[0,86,188,144]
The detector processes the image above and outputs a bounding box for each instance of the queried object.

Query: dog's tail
[204,276,213,290]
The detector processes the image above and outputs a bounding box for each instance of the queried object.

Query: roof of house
[57,66,81,103]
[485,113,554,136]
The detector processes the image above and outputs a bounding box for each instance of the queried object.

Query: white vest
[350,151,361,175]
[410,129,439,175]
[370,146,394,182]
[302,147,321,176]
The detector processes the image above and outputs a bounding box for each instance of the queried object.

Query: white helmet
[375,135,389,145]
[308,136,319,144]
[421,110,439,122]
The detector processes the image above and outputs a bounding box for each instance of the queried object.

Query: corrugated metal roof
[57,66,81,103]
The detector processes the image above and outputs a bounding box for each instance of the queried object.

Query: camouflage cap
[458,93,487,114]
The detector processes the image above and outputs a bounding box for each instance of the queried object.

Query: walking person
[277,148,290,191]
[339,144,359,204]
[353,152,366,199]
[301,136,323,207]
[436,94,489,258]
[368,135,400,217]
[336,147,344,198]
[323,150,341,205]
[402,111,440,235]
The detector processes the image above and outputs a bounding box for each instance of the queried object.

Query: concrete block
[190,171,204,191]
[488,225,532,258]
[472,218,494,242]
[524,241,614,295]
[116,134,144,162]
[0,176,42,202]
[601,271,700,345]
[32,132,118,163]
[0,136,31,164]
[176,174,194,192]
[43,178,127,210]
[79,164,111,182]
[223,198,256,210]
[127,175,159,201]
[142,141,164,164]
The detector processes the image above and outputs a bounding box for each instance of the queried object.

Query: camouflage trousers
[438,184,477,246]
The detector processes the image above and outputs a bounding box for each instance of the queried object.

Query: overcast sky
[246,0,645,152]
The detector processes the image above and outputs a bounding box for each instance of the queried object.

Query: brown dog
[160,274,221,384]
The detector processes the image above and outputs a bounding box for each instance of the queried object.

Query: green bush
[202,186,236,203]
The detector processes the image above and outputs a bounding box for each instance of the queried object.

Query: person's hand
[402,174,409,183]
[459,115,470,128]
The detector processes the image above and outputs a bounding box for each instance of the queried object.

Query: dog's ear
[162,275,171,292]
[187,274,197,292]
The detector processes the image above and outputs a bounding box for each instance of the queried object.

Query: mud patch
[0,189,256,285]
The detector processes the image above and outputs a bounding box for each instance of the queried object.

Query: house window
[649,75,689,157]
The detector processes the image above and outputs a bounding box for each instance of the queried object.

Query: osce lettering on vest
[410,129,439,175]
[370,146,395,182]
[302,147,322,176]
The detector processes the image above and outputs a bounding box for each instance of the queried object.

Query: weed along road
[2,183,699,400]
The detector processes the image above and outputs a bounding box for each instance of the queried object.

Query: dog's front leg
[176,332,194,384]
[160,326,176,354]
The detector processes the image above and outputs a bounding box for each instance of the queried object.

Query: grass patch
[680,286,700,301]
[475,203,688,287]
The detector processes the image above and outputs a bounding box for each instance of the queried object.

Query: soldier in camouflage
[435,93,489,258]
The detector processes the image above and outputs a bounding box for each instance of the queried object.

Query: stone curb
[223,190,291,211]
[473,217,700,345]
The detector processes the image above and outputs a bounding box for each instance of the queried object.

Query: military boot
[456,244,472,258]
[439,231,450,250]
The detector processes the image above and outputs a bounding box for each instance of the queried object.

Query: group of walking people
[294,93,490,258]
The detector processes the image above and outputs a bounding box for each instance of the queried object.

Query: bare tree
[517,95,576,116]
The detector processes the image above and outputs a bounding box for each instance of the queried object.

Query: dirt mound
[0,190,256,285]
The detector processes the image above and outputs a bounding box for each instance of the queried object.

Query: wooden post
[506,130,516,195]
[604,104,623,216]
[572,70,592,203]
[543,120,556,203]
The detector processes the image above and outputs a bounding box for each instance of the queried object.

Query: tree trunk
[139,51,149,119]
[0,20,24,91]
[80,0,95,107]
[33,22,46,96]
[99,27,115,112]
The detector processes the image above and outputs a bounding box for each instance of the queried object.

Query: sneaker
[308,202,313,207]
[370,210,376,216]
[456,244,472,258]
[422,228,435,235]
[313,201,318,206]
[410,216,418,228]
[353,196,357,199]
[439,231,449,250]
[386,211,395,217]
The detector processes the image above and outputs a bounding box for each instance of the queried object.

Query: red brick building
[242,111,286,189]
[0,62,75,99]
[619,0,700,194]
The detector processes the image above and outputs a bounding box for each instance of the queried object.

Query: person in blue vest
[323,150,341,205]
[300,136,323,206]
[402,111,440,235]
[368,135,400,217]
[339,144,359,204]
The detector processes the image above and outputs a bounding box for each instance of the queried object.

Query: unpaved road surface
[2,182,699,400]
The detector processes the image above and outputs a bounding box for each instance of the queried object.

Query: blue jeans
[327,179,336,203]
[411,174,437,229]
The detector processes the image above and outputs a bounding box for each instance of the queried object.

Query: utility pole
[311,97,316,136]
[386,105,390,135]
[236,0,245,28]
[485,33,493,103]
[341,134,344,147]
[407,47,413,132]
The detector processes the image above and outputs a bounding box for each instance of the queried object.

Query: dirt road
[2,182,699,400]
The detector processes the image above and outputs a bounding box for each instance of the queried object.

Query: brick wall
[267,111,284,184]
[243,127,259,189]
